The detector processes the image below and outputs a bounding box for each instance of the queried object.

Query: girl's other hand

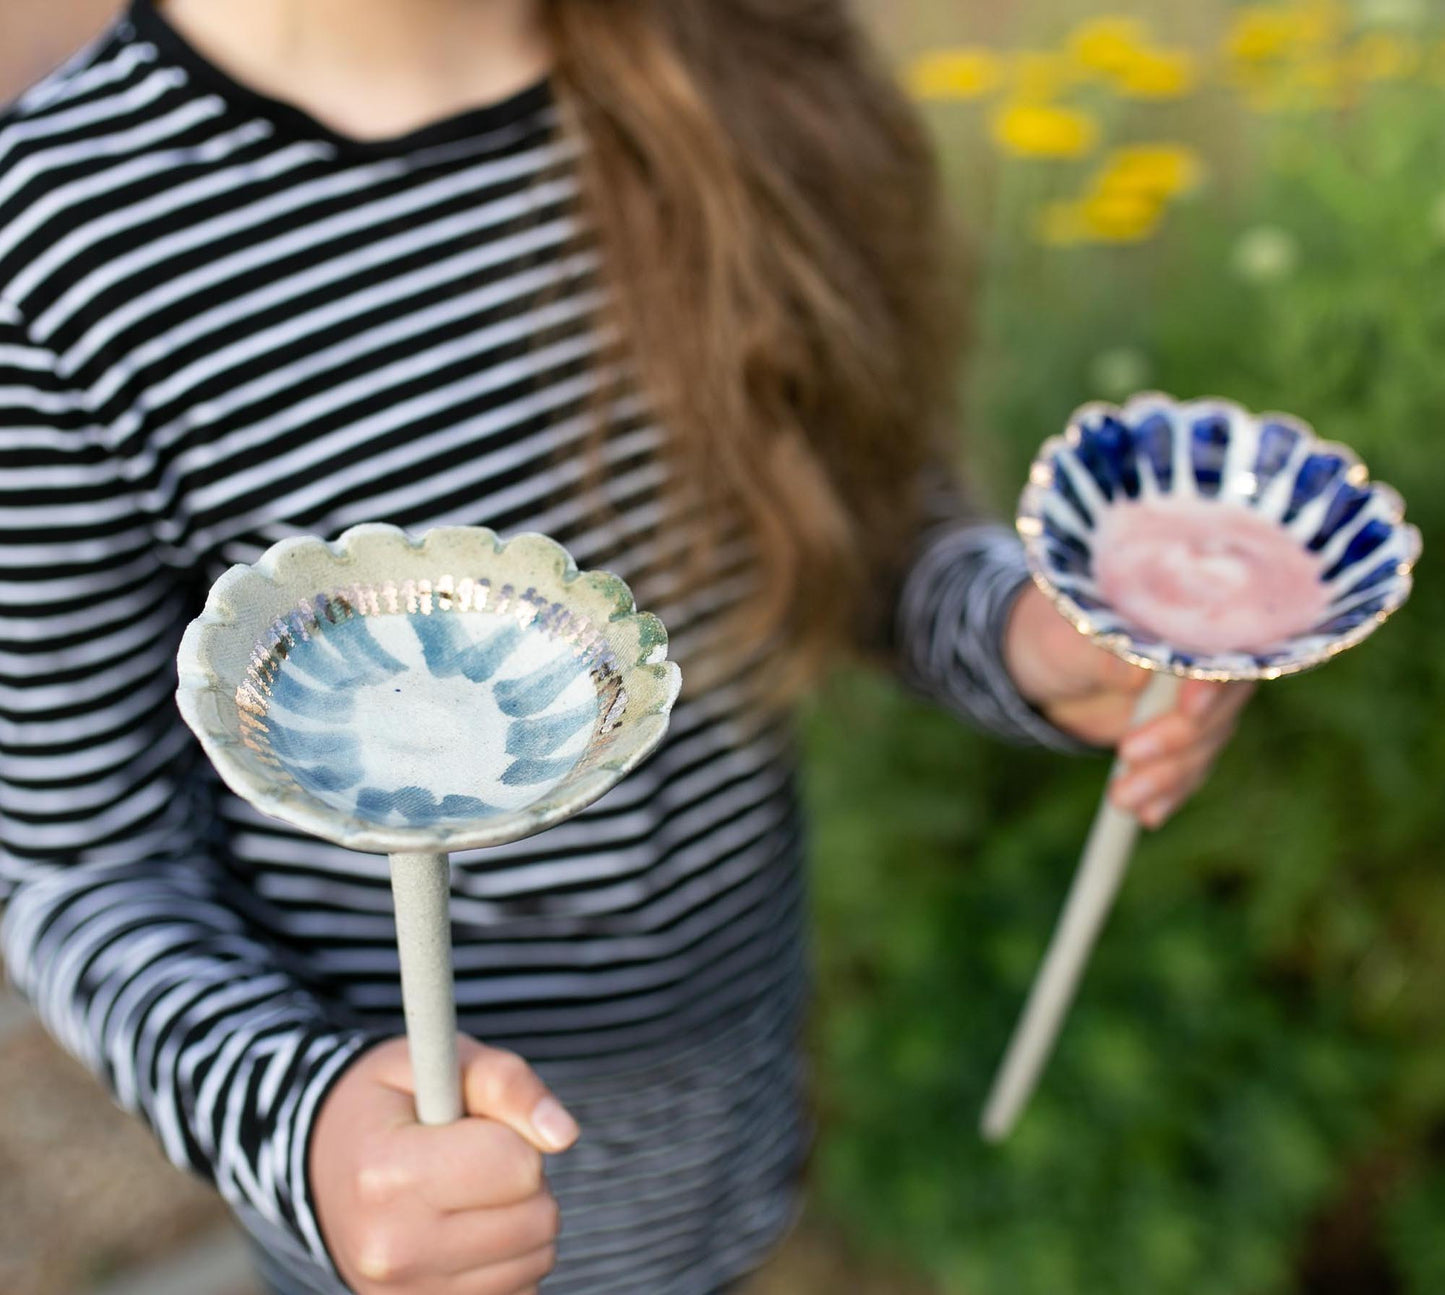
[1004,582,1254,828]
[311,1036,577,1294]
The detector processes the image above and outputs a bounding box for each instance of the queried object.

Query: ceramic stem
[980,670,1185,1142]
[389,851,463,1125]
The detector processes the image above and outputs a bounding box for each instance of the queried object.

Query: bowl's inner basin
[1093,498,1331,654]
[237,584,622,829]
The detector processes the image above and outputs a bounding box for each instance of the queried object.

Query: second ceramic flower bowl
[1016,393,1421,681]
[983,393,1422,1145]
[176,524,681,855]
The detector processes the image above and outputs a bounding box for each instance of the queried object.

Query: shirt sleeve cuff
[892,519,1096,755]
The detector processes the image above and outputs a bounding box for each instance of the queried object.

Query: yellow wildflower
[1112,50,1199,99]
[1079,190,1166,242]
[991,104,1099,159]
[907,47,1007,100]
[1041,192,1163,245]
[1069,17,1150,75]
[1347,32,1421,81]
[1226,8,1305,62]
[1095,145,1205,200]
[1225,1,1343,62]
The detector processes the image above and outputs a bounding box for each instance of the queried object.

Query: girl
[0,2,1250,1292]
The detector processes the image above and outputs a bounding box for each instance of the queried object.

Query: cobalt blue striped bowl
[177,524,681,854]
[1016,394,1421,680]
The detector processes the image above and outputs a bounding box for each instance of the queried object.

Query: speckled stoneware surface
[176,524,681,855]
[1018,393,1421,681]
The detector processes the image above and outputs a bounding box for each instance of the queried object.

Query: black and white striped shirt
[0,4,1075,1292]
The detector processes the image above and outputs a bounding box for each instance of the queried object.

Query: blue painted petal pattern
[1191,413,1230,498]
[1130,411,1174,491]
[1079,415,1140,500]
[494,652,586,717]
[1322,518,1392,582]
[356,785,501,826]
[1313,595,1390,636]
[284,748,366,796]
[1051,454,1095,529]
[1043,516,1093,578]
[1309,482,1371,552]
[1074,429,1117,502]
[1253,421,1301,491]
[410,613,522,683]
[265,720,360,769]
[268,670,353,721]
[284,618,404,687]
[249,595,609,830]
[326,612,408,676]
[506,703,596,758]
[502,755,585,787]
[1332,557,1398,605]
[1283,452,1346,524]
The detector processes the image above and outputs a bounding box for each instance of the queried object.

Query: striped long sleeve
[0,306,374,1273]
[889,458,1090,753]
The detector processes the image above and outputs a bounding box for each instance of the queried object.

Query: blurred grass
[805,3,1444,1292]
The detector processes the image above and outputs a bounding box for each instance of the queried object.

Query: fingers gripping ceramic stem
[980,671,1184,1142]
[389,852,463,1125]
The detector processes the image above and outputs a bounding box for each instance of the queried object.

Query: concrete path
[0,986,31,1043]
[0,991,262,1295]
[93,1226,260,1295]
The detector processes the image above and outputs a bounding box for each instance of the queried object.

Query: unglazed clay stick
[390,851,463,1125]
[981,671,1184,1143]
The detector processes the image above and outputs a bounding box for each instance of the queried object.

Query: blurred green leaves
[801,37,1444,1295]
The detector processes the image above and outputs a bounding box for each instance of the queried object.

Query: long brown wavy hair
[545,0,963,706]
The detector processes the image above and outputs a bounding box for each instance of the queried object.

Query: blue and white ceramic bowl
[1017,394,1421,680]
[176,524,681,854]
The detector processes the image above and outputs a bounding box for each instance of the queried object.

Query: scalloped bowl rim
[1016,393,1422,682]
[176,523,682,854]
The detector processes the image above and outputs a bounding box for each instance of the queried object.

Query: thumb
[458,1038,580,1154]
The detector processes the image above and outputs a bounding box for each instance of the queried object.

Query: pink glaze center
[1091,499,1330,655]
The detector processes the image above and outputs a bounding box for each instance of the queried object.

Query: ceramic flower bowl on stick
[177,524,681,1125]
[981,394,1420,1143]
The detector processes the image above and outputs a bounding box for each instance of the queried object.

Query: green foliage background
[801,7,1445,1292]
